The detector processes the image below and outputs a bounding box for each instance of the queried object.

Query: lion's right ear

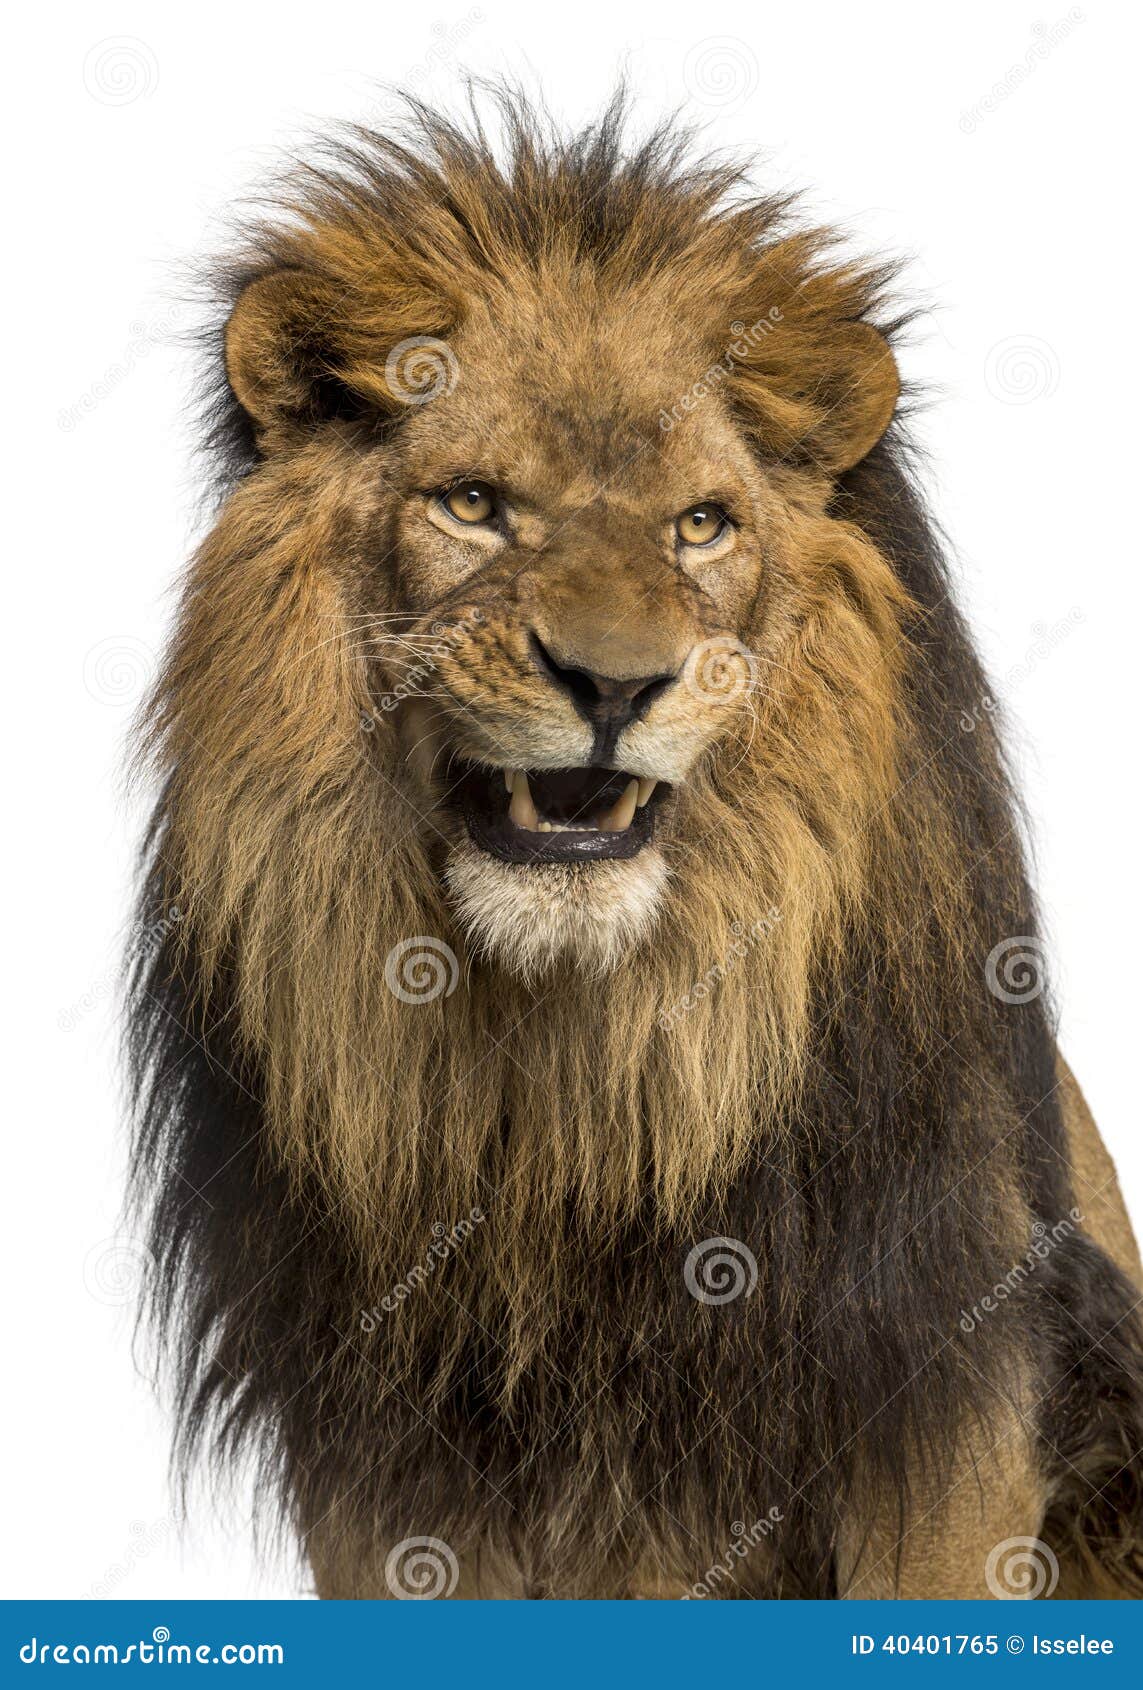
[224,269,350,432]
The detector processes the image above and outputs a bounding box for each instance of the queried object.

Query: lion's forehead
[395,330,753,512]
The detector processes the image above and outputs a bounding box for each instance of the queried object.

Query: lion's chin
[444,839,669,978]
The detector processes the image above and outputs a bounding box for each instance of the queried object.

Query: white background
[5,0,1140,1599]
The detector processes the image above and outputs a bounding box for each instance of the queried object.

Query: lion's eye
[441,481,497,525]
[675,504,729,547]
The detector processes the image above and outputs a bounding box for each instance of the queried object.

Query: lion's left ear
[733,320,900,474]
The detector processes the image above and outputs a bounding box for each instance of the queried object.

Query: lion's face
[206,126,904,984]
[367,291,791,972]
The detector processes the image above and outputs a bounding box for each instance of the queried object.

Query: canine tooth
[509,771,539,830]
[636,778,657,808]
[503,769,514,794]
[600,778,639,833]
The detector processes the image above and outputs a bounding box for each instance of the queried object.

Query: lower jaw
[462,805,656,865]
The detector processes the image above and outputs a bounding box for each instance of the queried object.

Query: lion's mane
[128,92,1143,1596]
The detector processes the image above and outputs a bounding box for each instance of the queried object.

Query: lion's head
[198,97,904,984]
[144,96,963,1238]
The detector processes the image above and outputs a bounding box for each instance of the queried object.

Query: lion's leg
[1039,1056,1143,1597]
[1056,1054,1142,1292]
[837,1397,1048,1599]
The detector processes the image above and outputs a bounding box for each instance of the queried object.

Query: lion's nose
[529,632,679,743]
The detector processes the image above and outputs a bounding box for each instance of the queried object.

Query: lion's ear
[224,269,358,432]
[734,320,900,475]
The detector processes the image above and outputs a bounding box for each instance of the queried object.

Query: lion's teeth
[600,778,639,833]
[503,769,514,794]
[509,771,539,830]
[636,778,657,808]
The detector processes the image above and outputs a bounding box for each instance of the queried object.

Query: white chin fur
[444,841,669,978]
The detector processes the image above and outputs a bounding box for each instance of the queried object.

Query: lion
[128,91,1143,1600]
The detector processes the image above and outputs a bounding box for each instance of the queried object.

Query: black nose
[530,633,677,752]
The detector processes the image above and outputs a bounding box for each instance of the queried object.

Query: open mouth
[454,761,668,864]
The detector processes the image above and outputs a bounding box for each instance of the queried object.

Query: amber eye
[441,481,496,525]
[675,503,729,547]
